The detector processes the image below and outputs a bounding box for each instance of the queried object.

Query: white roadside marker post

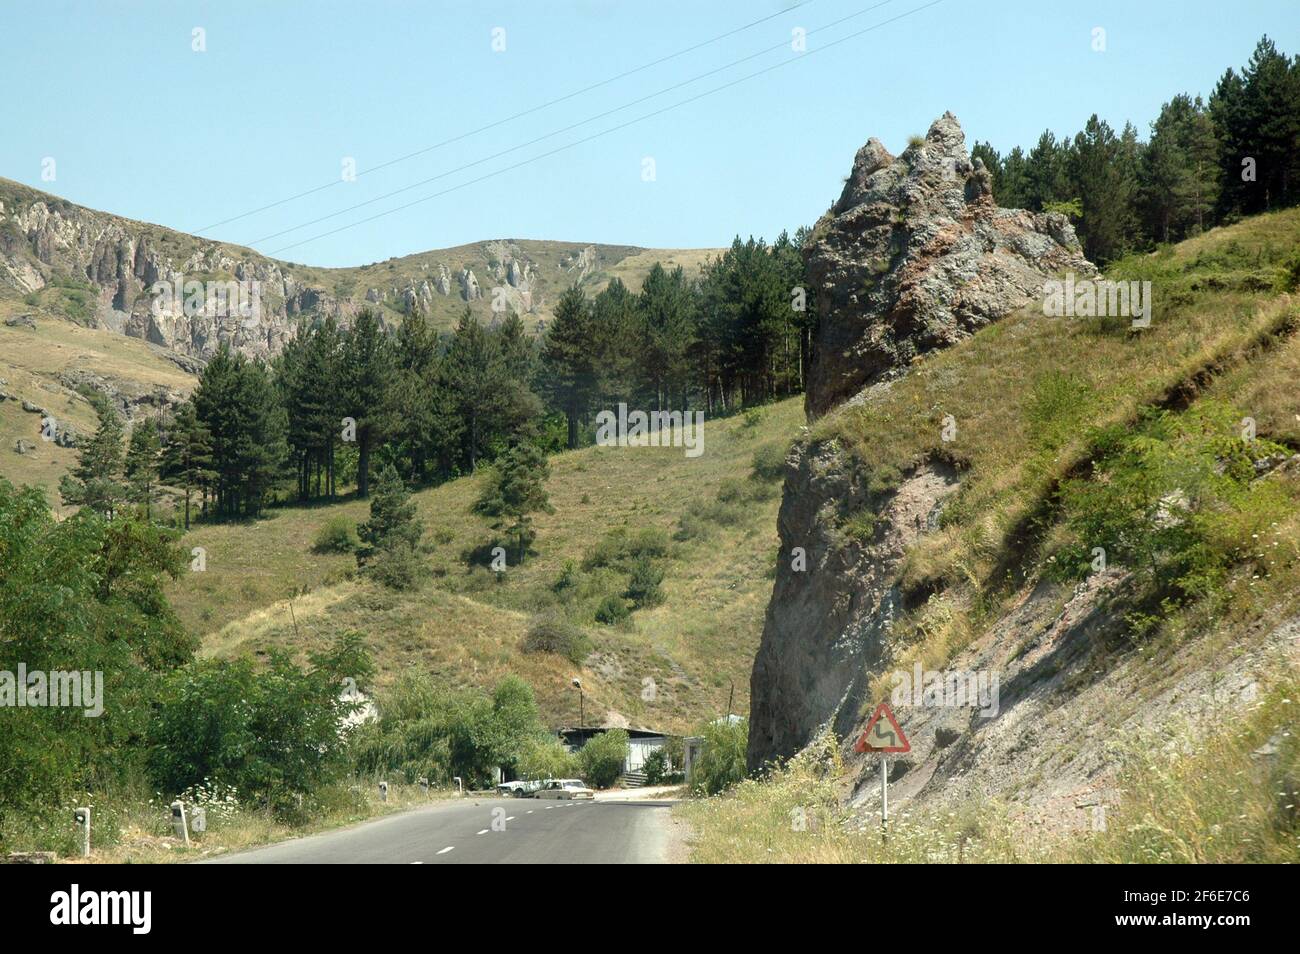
[73,807,90,858]
[170,801,190,847]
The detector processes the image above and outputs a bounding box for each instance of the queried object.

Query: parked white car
[533,779,595,800]
[497,779,543,798]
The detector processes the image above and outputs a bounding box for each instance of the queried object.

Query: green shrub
[552,559,579,597]
[522,615,592,665]
[751,442,788,481]
[690,718,749,796]
[149,633,372,811]
[1051,400,1294,606]
[580,729,630,789]
[623,555,665,608]
[595,594,630,625]
[366,540,424,591]
[516,735,580,781]
[643,748,669,785]
[313,515,360,553]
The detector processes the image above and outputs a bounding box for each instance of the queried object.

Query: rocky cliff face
[0,179,586,364]
[749,114,1094,770]
[803,112,1093,417]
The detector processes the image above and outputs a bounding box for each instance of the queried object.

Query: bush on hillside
[313,515,360,553]
[594,594,630,625]
[522,615,592,665]
[623,555,665,609]
[751,442,788,481]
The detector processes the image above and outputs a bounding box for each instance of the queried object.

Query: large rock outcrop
[803,112,1094,417]
[749,114,1095,770]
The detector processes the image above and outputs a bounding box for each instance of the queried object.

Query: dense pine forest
[972,36,1300,263]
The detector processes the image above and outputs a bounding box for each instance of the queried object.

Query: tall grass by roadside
[680,665,1300,864]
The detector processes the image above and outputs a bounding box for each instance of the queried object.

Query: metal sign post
[880,756,888,841]
[854,702,909,846]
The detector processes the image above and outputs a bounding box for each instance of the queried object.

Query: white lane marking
[410,861,423,864]
[545,805,554,809]
[476,829,489,835]
[526,810,534,814]
[437,846,454,855]
[506,816,515,821]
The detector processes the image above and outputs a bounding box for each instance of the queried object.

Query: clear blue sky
[2,0,1296,266]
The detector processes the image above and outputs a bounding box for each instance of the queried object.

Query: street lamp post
[572,677,584,730]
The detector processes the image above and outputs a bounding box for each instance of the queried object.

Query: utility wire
[247,1,894,247]
[194,0,822,234]
[265,0,945,258]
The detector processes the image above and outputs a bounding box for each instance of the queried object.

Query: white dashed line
[506,816,515,821]
[526,810,534,814]
[436,846,454,855]
[476,829,489,835]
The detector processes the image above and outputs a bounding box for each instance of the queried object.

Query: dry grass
[681,665,1300,864]
[168,398,804,732]
[64,782,457,864]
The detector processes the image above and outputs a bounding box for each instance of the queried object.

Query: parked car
[496,780,544,798]
[533,778,595,800]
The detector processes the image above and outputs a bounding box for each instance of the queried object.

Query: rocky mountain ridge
[0,176,658,363]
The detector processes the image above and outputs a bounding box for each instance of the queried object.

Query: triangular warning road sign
[854,702,910,753]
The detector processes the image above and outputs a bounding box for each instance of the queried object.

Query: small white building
[558,726,675,775]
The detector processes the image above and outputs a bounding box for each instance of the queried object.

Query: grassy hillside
[683,208,1300,862]
[167,398,804,733]
[0,298,195,503]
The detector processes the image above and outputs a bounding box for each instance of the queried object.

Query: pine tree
[356,462,421,574]
[124,417,162,521]
[340,309,395,499]
[637,263,695,410]
[442,308,504,471]
[59,398,126,518]
[161,401,213,530]
[540,285,597,449]
[474,439,552,564]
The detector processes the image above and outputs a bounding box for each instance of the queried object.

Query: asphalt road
[203,797,678,864]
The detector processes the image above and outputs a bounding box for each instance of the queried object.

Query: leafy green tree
[442,309,504,471]
[0,479,194,825]
[1069,115,1142,262]
[579,728,630,789]
[690,717,749,795]
[637,263,696,410]
[516,735,580,781]
[148,633,371,809]
[278,317,343,500]
[192,345,288,518]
